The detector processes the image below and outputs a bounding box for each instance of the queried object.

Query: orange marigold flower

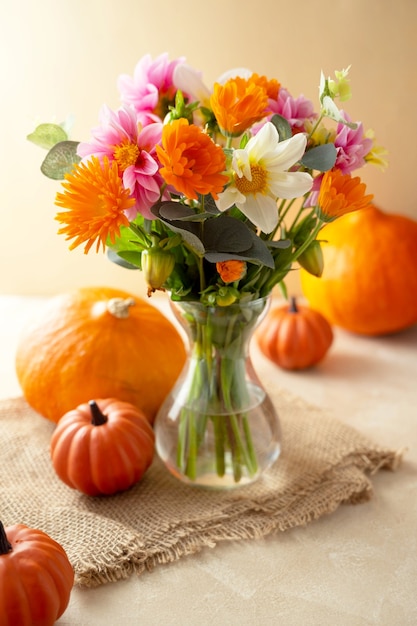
[317,169,374,221]
[55,156,134,253]
[248,73,280,100]
[210,76,269,137]
[216,260,247,283]
[156,118,228,200]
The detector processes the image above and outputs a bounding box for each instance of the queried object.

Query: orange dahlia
[55,156,134,253]
[248,73,280,100]
[210,76,269,137]
[317,169,374,221]
[156,118,228,200]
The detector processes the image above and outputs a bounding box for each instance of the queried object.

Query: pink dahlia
[334,112,373,174]
[269,87,317,133]
[78,105,168,220]
[117,53,186,125]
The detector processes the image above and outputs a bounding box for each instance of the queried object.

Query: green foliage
[41,141,80,180]
[297,240,324,277]
[27,123,68,150]
[107,249,140,270]
[151,203,275,268]
[203,216,274,267]
[270,114,292,141]
[301,143,337,171]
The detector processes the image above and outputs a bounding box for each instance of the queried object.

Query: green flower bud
[163,90,197,125]
[297,240,324,278]
[142,247,176,296]
[215,286,239,307]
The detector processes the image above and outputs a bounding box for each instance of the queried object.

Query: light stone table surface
[0,294,416,626]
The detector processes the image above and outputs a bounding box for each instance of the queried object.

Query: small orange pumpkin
[257,297,333,370]
[50,398,155,496]
[301,206,417,335]
[15,286,186,423]
[0,521,74,626]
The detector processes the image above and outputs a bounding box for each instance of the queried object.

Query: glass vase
[154,296,281,489]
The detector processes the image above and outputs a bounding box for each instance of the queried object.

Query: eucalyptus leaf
[198,194,221,214]
[267,239,291,249]
[156,202,195,221]
[107,249,140,269]
[27,123,68,150]
[166,223,205,255]
[164,210,216,222]
[204,217,274,268]
[270,114,292,141]
[203,215,253,253]
[204,238,274,267]
[40,141,80,179]
[301,143,337,172]
[243,229,275,268]
[151,202,206,255]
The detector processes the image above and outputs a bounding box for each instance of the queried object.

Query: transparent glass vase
[154,296,281,489]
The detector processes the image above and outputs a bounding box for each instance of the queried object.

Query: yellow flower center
[234,164,267,195]
[113,142,140,171]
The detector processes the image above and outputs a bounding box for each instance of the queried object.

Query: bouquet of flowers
[29,53,385,486]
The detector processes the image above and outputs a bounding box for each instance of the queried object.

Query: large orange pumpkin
[300,206,417,336]
[15,286,186,423]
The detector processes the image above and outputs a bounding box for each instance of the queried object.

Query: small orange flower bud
[216,260,246,284]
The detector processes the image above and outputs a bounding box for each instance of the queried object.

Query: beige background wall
[1,0,416,297]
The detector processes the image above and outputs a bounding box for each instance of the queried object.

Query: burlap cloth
[0,394,402,588]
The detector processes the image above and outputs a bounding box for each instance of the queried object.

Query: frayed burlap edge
[0,396,404,588]
[74,447,403,588]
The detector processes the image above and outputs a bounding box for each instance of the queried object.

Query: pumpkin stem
[0,521,12,554]
[107,297,135,319]
[288,296,298,313]
[89,401,108,426]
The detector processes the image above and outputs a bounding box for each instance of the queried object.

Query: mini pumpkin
[300,206,417,335]
[50,398,155,496]
[256,297,333,370]
[15,286,186,423]
[0,521,74,626]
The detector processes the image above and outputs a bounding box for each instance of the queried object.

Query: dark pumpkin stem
[0,521,12,554]
[289,296,298,313]
[89,400,108,426]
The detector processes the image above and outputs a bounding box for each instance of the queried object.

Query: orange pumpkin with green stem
[15,286,186,423]
[257,297,333,370]
[301,206,417,335]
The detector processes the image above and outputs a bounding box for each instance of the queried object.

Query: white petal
[246,122,279,159]
[215,186,246,212]
[266,133,307,172]
[173,64,211,104]
[319,70,326,99]
[321,95,345,122]
[216,67,252,83]
[268,171,313,199]
[232,150,251,179]
[237,194,279,234]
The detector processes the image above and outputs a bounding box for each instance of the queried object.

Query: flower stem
[174,301,265,483]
